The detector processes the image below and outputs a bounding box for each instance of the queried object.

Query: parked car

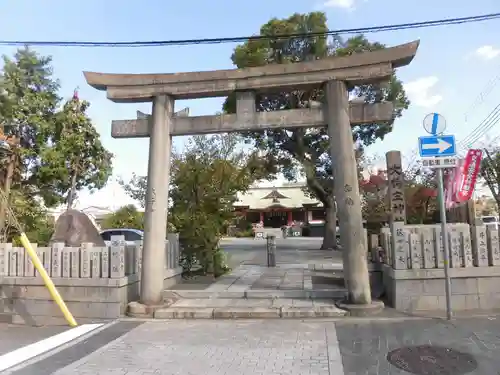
[100,228,144,247]
[482,216,499,230]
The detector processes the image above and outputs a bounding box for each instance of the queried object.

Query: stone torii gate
[84,40,419,311]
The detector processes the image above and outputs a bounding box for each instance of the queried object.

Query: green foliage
[0,47,113,243]
[118,173,147,207]
[7,189,54,246]
[222,11,409,210]
[170,134,267,274]
[0,47,62,205]
[101,205,145,230]
[212,248,230,277]
[234,228,254,238]
[49,97,113,206]
[0,47,112,207]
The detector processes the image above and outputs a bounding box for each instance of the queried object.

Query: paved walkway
[8,317,500,374]
[159,243,383,318]
[162,263,349,318]
[171,264,345,293]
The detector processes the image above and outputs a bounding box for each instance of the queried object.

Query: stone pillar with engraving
[385,151,407,224]
[386,151,408,269]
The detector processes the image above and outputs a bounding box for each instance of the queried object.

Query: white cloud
[403,76,443,108]
[323,0,355,9]
[475,45,500,60]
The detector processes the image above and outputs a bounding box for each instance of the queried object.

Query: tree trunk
[66,169,78,211]
[321,198,338,250]
[0,154,16,238]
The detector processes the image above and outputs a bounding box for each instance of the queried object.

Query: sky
[0,0,499,210]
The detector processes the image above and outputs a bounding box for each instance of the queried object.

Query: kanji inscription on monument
[433,227,445,268]
[472,226,488,267]
[392,222,408,269]
[386,151,406,223]
[421,229,435,269]
[461,230,473,267]
[409,233,422,269]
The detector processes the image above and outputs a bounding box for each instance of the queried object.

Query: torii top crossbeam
[83,41,419,103]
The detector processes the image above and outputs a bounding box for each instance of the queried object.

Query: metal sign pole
[436,168,452,320]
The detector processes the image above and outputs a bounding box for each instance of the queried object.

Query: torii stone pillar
[141,95,173,305]
[326,80,371,304]
[83,40,419,312]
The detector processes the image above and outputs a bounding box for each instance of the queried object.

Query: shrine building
[233,183,326,228]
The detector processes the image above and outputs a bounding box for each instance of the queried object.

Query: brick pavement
[8,317,500,374]
[50,321,345,375]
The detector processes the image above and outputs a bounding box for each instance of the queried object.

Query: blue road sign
[423,112,446,135]
[431,113,439,134]
[418,135,456,157]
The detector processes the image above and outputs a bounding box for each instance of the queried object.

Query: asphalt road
[0,324,69,356]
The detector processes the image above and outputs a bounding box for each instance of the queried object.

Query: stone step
[163,288,347,300]
[153,298,347,319]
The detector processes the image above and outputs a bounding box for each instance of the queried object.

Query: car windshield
[482,217,498,223]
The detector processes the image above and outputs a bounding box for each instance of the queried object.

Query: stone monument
[50,209,105,247]
[84,40,420,312]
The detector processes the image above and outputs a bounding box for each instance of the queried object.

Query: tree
[475,196,497,216]
[404,165,438,224]
[2,188,54,245]
[170,134,270,275]
[47,91,113,209]
[0,48,112,212]
[222,12,409,250]
[118,173,147,207]
[359,155,438,227]
[0,47,61,231]
[0,47,113,242]
[101,205,144,230]
[481,147,500,207]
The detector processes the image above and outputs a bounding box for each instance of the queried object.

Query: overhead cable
[1,12,499,48]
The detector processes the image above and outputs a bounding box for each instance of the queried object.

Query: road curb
[151,306,347,319]
[163,289,347,299]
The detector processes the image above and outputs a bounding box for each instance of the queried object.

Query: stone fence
[370,223,500,313]
[0,234,182,325]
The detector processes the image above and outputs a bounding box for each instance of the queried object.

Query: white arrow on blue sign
[418,135,456,157]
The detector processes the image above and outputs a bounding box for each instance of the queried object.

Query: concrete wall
[372,223,500,313]
[0,234,182,325]
[382,265,500,312]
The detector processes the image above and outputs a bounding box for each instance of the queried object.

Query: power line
[1,12,500,48]
[459,104,500,147]
[464,73,500,122]
[458,104,500,152]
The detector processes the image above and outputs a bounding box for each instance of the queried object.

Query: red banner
[456,149,482,202]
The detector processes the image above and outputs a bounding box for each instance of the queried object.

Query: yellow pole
[18,233,77,327]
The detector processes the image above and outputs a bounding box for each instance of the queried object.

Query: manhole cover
[387,345,477,375]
